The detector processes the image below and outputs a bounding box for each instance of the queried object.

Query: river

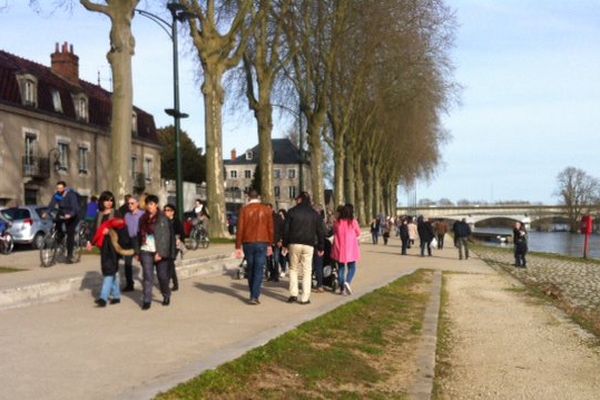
[473,228,600,260]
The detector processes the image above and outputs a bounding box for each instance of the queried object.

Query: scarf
[139,211,159,245]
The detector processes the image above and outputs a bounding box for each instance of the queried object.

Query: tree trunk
[344,144,355,206]
[365,162,374,223]
[354,152,366,226]
[308,119,325,207]
[256,100,274,204]
[202,69,228,238]
[333,131,345,207]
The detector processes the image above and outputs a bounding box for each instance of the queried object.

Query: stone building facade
[0,43,161,208]
[224,138,311,210]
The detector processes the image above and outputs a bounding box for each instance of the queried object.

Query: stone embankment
[475,246,600,331]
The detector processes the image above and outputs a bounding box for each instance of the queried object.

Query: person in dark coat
[453,218,471,260]
[370,218,380,244]
[138,195,174,310]
[399,217,410,255]
[163,204,184,291]
[417,216,434,257]
[46,180,80,263]
[513,221,528,268]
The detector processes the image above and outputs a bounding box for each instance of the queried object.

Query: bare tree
[180,0,253,238]
[79,1,139,200]
[555,166,600,232]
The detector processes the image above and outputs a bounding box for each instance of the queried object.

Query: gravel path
[438,270,600,399]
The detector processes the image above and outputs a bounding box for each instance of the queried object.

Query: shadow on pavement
[194,281,249,304]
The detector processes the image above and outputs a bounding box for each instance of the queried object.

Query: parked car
[0,206,53,249]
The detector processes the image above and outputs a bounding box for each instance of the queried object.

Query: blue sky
[1,1,599,205]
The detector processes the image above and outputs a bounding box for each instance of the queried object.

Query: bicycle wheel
[40,236,57,267]
[191,229,200,250]
[71,235,82,263]
[200,235,210,249]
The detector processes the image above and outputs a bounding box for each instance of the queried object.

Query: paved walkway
[1,238,599,399]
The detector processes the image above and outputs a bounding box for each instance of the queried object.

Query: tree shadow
[194,281,249,304]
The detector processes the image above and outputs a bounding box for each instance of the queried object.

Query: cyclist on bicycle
[46,180,80,263]
[193,199,210,225]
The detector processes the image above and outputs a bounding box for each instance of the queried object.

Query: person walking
[138,195,174,310]
[382,217,392,245]
[513,221,528,268]
[46,180,80,263]
[417,216,434,257]
[235,189,274,305]
[408,218,418,248]
[84,195,98,238]
[123,195,144,292]
[283,192,325,305]
[312,207,327,293]
[274,209,288,278]
[453,218,471,260]
[88,191,134,307]
[399,217,410,255]
[163,204,184,291]
[434,220,448,249]
[370,218,380,244]
[332,204,361,295]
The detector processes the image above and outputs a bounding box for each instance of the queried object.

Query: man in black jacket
[47,181,80,263]
[453,218,472,260]
[283,192,325,305]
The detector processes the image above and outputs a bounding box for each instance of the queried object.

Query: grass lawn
[156,270,433,400]
[0,266,21,273]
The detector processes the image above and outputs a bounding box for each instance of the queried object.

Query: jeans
[420,240,432,256]
[288,244,314,302]
[99,273,120,301]
[437,233,445,249]
[338,261,356,287]
[243,243,268,300]
[515,244,527,267]
[401,239,409,255]
[371,232,379,244]
[140,252,171,304]
[457,237,469,259]
[56,217,78,258]
[168,257,178,288]
[313,251,324,288]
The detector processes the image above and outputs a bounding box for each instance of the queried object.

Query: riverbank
[474,245,600,337]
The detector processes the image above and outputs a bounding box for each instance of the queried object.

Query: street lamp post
[135,2,189,222]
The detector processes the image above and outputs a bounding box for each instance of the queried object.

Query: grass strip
[156,270,433,400]
[0,266,21,273]
[432,273,451,400]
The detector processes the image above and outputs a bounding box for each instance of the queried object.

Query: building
[0,42,162,208]
[224,138,311,210]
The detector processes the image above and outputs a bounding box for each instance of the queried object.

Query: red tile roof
[0,49,158,144]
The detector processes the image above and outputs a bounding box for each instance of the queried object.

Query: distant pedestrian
[235,189,274,305]
[434,221,448,249]
[453,218,471,260]
[332,204,361,295]
[138,195,174,310]
[163,204,184,291]
[408,218,418,248]
[123,195,144,292]
[118,194,132,217]
[312,207,328,293]
[370,218,380,244]
[382,217,392,245]
[283,192,325,305]
[84,195,99,237]
[275,209,288,277]
[399,218,410,255]
[513,221,528,268]
[417,216,434,257]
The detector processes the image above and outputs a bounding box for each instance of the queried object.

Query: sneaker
[142,302,151,310]
[249,298,260,305]
[317,287,325,293]
[109,298,120,305]
[344,282,353,295]
[299,299,311,305]
[122,285,134,292]
[171,285,179,292]
[287,296,297,303]
[162,297,170,306]
[95,298,107,307]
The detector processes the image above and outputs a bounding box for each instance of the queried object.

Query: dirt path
[437,271,600,399]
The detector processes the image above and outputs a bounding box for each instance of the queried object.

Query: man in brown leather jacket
[235,189,274,304]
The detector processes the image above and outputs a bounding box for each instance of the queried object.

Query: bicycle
[39,209,82,267]
[186,221,210,250]
[0,219,14,255]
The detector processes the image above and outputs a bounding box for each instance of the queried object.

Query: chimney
[231,149,237,161]
[51,42,80,86]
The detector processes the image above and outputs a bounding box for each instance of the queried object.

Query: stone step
[0,251,240,311]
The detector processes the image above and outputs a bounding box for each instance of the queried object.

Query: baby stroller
[313,238,338,292]
[235,257,270,280]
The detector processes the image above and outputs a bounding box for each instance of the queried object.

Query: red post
[581,215,593,259]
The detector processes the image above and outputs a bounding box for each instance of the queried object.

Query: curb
[409,270,443,400]
[0,252,239,311]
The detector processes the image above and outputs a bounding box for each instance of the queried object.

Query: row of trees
[555,166,600,232]
[54,0,457,237]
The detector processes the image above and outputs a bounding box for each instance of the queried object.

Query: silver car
[0,206,53,249]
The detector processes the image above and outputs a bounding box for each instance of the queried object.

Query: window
[245,150,253,160]
[17,74,38,107]
[58,142,69,171]
[274,186,280,198]
[288,169,296,179]
[78,146,89,174]
[244,170,252,179]
[72,93,88,121]
[144,158,153,181]
[288,186,297,199]
[230,170,237,179]
[274,169,281,179]
[24,134,37,166]
[52,90,62,113]
[132,111,138,135]
[131,156,138,178]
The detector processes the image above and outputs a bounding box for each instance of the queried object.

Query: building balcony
[22,156,50,179]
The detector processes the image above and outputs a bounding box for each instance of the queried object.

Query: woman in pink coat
[332,204,361,295]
